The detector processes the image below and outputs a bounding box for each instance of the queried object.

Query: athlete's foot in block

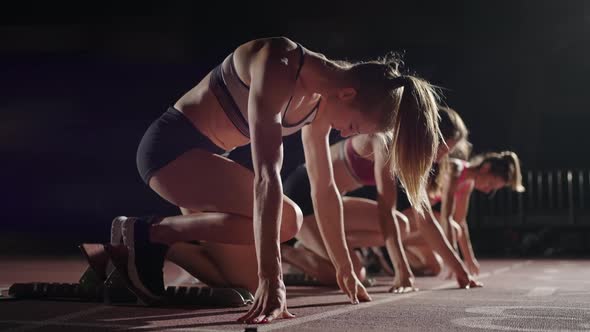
[110,216,126,244]
[105,243,166,305]
[113,217,169,305]
[104,216,128,276]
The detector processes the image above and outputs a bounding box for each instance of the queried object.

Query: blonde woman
[107,37,441,324]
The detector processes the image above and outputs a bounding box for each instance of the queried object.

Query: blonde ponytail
[389,76,441,215]
[346,56,442,214]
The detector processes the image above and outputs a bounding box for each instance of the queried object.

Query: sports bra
[209,42,320,138]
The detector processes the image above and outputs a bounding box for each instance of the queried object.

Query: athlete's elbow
[254,162,281,182]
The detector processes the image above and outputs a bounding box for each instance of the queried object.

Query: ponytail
[471,151,525,192]
[389,75,441,215]
[500,151,525,192]
[346,56,442,214]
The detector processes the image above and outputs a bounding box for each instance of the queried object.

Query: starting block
[0,287,17,301]
[5,243,254,307]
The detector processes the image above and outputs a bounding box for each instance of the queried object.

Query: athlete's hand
[456,271,483,289]
[238,278,295,324]
[336,266,372,304]
[389,272,418,294]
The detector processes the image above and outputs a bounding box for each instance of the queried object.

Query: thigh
[283,165,314,217]
[341,197,381,234]
[150,148,300,221]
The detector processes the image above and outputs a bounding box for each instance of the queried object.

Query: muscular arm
[440,163,460,252]
[454,186,478,267]
[248,39,295,281]
[415,163,469,277]
[301,116,353,272]
[372,136,414,284]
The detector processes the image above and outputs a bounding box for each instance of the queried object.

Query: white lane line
[526,287,557,297]
[544,268,559,274]
[258,261,532,332]
[3,306,109,332]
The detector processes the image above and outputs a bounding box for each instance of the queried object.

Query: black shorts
[432,201,442,212]
[283,164,412,217]
[345,181,412,213]
[136,107,227,184]
[394,181,412,212]
[283,165,314,216]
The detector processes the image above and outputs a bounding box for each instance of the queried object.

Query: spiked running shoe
[117,216,168,305]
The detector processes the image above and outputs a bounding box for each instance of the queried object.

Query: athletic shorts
[283,164,412,217]
[136,107,227,184]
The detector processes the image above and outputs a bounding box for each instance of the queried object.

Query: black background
[1,1,588,254]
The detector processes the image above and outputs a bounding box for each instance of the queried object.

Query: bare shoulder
[236,37,298,61]
[231,37,302,88]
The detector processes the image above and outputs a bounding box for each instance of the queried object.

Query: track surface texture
[1,258,589,331]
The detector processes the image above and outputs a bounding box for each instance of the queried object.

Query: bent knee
[280,197,303,242]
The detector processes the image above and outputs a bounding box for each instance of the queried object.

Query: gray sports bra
[210,42,320,137]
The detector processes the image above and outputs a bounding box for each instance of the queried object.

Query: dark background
[1,1,589,255]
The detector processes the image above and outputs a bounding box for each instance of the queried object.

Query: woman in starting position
[282,106,481,292]
[400,150,525,277]
[109,37,441,324]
